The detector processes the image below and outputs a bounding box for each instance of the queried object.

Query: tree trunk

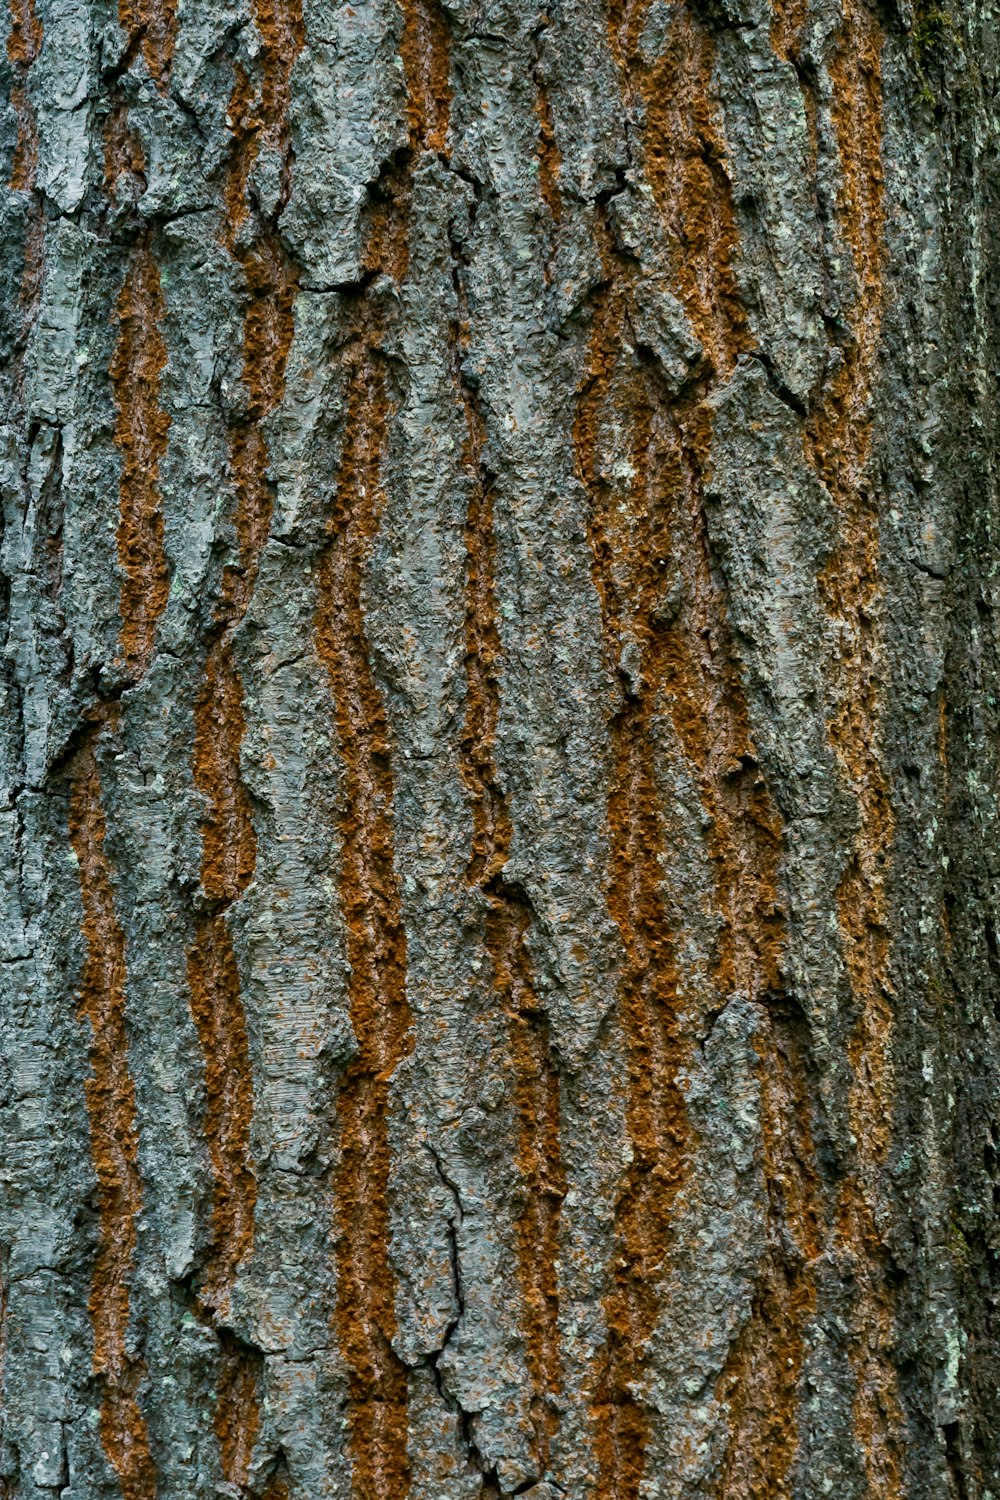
[1,0,998,1494]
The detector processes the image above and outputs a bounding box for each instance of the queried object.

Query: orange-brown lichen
[111,238,171,682]
[400,0,452,155]
[805,0,904,1488]
[215,1338,265,1491]
[316,316,412,1500]
[769,0,808,64]
[616,0,750,378]
[187,916,257,1310]
[69,731,156,1500]
[457,334,565,1471]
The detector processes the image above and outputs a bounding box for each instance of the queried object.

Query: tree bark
[1,0,998,1494]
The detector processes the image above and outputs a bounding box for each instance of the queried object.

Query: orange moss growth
[456,329,566,1471]
[400,0,452,154]
[111,238,171,682]
[69,732,156,1500]
[316,316,412,1500]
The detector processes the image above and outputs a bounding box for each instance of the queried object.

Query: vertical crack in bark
[317,312,413,1500]
[805,2,903,1490]
[186,2,303,1487]
[69,727,156,1500]
[313,14,452,1495]
[581,1,821,1490]
[7,0,41,192]
[117,0,176,93]
[574,237,690,1500]
[111,237,171,683]
[400,0,452,155]
[531,22,562,225]
[455,316,566,1475]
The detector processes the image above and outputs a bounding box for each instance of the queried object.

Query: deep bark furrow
[807,5,905,1488]
[318,324,413,1500]
[68,730,157,1500]
[110,240,171,683]
[186,0,303,1481]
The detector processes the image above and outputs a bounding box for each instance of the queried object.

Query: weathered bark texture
[1,0,999,1492]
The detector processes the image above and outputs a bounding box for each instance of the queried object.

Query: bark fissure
[69,726,157,1500]
[805,2,904,1489]
[186,1,304,1486]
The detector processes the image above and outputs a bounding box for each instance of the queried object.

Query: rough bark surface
[1,0,998,1494]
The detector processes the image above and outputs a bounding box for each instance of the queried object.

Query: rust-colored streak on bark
[456,339,566,1470]
[574,259,691,1500]
[804,1,903,1490]
[770,0,808,63]
[615,0,750,379]
[215,1340,264,1491]
[111,238,171,682]
[187,917,257,1307]
[533,59,562,222]
[399,0,451,154]
[187,1,304,1482]
[316,314,412,1500]
[116,0,176,92]
[7,0,41,191]
[580,1,821,1484]
[69,733,157,1500]
[104,106,146,195]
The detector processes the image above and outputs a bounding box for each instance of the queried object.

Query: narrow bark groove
[69,727,157,1500]
[187,0,304,1484]
[111,239,171,682]
[6,0,41,192]
[806,5,904,1489]
[317,314,413,1500]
